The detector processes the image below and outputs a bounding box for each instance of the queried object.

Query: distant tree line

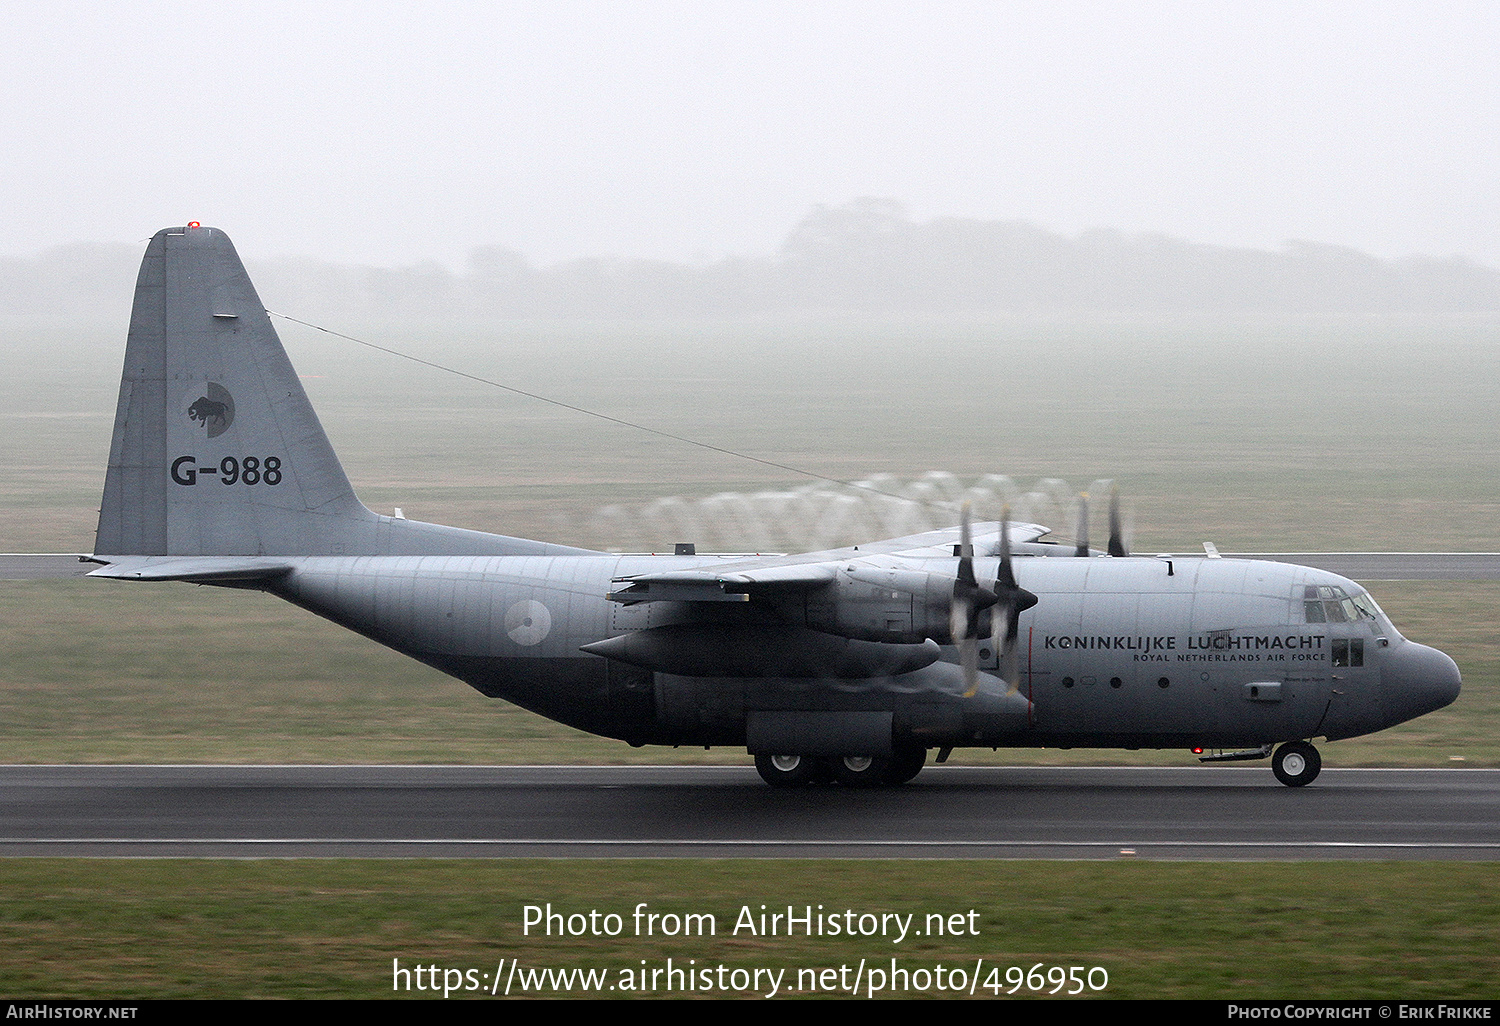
[6,199,1498,320]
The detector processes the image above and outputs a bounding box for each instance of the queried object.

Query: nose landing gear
[1272,740,1322,787]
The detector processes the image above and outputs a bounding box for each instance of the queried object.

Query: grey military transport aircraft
[85,226,1462,787]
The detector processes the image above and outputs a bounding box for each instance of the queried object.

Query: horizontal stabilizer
[87,556,294,583]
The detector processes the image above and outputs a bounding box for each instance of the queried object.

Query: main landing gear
[755,747,927,788]
[1272,740,1322,787]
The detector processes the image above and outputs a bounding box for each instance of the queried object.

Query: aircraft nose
[1381,641,1462,725]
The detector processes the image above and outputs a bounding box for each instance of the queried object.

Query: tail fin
[96,226,374,556]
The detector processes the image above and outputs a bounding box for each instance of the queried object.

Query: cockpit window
[1351,591,1382,621]
[1303,584,1380,624]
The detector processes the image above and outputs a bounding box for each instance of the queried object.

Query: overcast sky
[5,1,1497,268]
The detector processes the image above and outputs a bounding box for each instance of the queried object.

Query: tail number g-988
[171,456,283,486]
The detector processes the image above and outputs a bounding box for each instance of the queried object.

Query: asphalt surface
[1225,552,1500,579]
[1,764,1495,859]
[0,554,94,578]
[8,552,1500,580]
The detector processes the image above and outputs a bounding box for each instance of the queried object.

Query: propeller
[984,505,1040,695]
[1107,483,1129,558]
[1076,484,1130,557]
[949,503,998,697]
[1073,492,1090,557]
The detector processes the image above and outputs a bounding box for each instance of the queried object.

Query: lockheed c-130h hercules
[85,226,1462,787]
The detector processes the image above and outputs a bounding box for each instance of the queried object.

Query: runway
[1225,552,1500,580]
[0,554,93,579]
[8,551,1500,580]
[2,764,1496,859]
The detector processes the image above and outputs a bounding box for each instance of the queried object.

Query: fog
[6,1,1499,557]
[5,202,1498,320]
[4,2,1498,270]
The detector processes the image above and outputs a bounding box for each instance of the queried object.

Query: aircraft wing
[607,561,835,603]
[841,520,1052,559]
[607,521,1051,604]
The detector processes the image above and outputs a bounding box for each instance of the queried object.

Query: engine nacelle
[799,565,984,645]
[581,625,942,679]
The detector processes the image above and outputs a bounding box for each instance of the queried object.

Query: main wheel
[886,746,927,785]
[754,753,821,787]
[1272,740,1322,787]
[829,754,893,787]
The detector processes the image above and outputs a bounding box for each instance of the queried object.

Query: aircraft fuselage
[270,550,1458,752]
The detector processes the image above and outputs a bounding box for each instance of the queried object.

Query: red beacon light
[1191,747,1205,755]
[187,221,201,229]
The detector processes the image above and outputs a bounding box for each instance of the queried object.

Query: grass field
[1,312,1497,1000]
[2,860,1497,999]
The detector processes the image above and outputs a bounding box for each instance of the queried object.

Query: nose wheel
[1272,741,1322,787]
